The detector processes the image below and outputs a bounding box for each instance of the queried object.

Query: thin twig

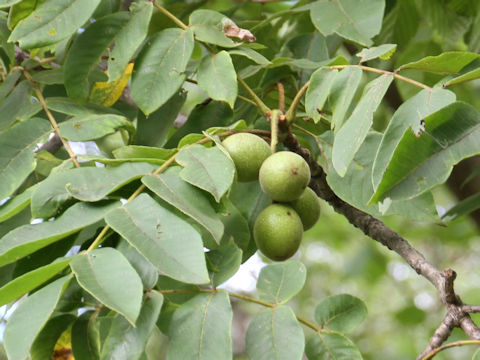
[285,81,309,124]
[23,70,80,168]
[421,340,480,360]
[153,1,188,30]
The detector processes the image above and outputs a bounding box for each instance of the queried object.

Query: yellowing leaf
[53,324,74,360]
[90,63,133,106]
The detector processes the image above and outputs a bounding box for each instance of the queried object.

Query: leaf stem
[330,64,432,90]
[153,1,188,30]
[285,81,309,124]
[23,70,80,168]
[238,77,271,115]
[159,288,322,333]
[421,340,480,360]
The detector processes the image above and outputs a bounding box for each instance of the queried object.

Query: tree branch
[282,131,480,359]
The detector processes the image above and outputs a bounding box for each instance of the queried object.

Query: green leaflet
[8,0,101,49]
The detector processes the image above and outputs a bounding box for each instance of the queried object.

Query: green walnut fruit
[95,129,129,157]
[259,151,310,202]
[254,204,303,261]
[222,133,271,182]
[290,187,321,230]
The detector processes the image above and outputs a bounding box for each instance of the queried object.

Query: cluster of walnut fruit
[222,133,321,261]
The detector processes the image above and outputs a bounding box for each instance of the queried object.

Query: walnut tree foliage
[0,0,480,359]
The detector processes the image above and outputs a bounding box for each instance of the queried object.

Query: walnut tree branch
[282,131,480,359]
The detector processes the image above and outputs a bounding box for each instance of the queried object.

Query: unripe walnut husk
[222,133,271,182]
[259,151,310,202]
[254,203,303,261]
[290,187,321,230]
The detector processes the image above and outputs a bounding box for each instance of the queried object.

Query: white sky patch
[388,261,410,281]
[414,292,435,310]
[220,253,267,293]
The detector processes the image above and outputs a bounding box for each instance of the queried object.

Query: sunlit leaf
[70,247,143,325]
[257,260,307,304]
[8,0,101,49]
[309,0,385,46]
[106,193,209,284]
[306,332,362,360]
[246,305,304,360]
[315,294,367,333]
[333,74,393,176]
[167,291,233,360]
[131,28,194,115]
[142,167,224,245]
[176,144,235,202]
[398,51,480,73]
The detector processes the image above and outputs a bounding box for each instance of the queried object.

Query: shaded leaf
[64,11,130,102]
[142,166,224,245]
[207,238,242,287]
[58,114,134,141]
[0,185,35,222]
[0,118,51,201]
[31,68,64,85]
[333,74,393,176]
[0,257,70,306]
[309,0,385,46]
[167,291,233,360]
[70,247,143,325]
[71,311,100,360]
[444,67,480,87]
[117,240,158,289]
[229,47,271,65]
[322,132,439,221]
[106,193,209,284]
[246,306,304,360]
[0,201,119,266]
[0,80,42,131]
[176,144,235,202]
[356,44,397,62]
[398,51,480,73]
[4,275,72,360]
[113,146,177,164]
[189,9,237,48]
[305,67,337,123]
[134,91,186,147]
[31,314,76,360]
[46,97,124,116]
[442,192,480,222]
[101,291,163,360]
[31,162,156,219]
[8,0,101,49]
[198,51,238,108]
[372,88,456,190]
[257,260,307,305]
[371,102,480,203]
[329,66,363,130]
[306,332,362,360]
[107,2,152,81]
[315,294,367,333]
[131,28,194,115]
